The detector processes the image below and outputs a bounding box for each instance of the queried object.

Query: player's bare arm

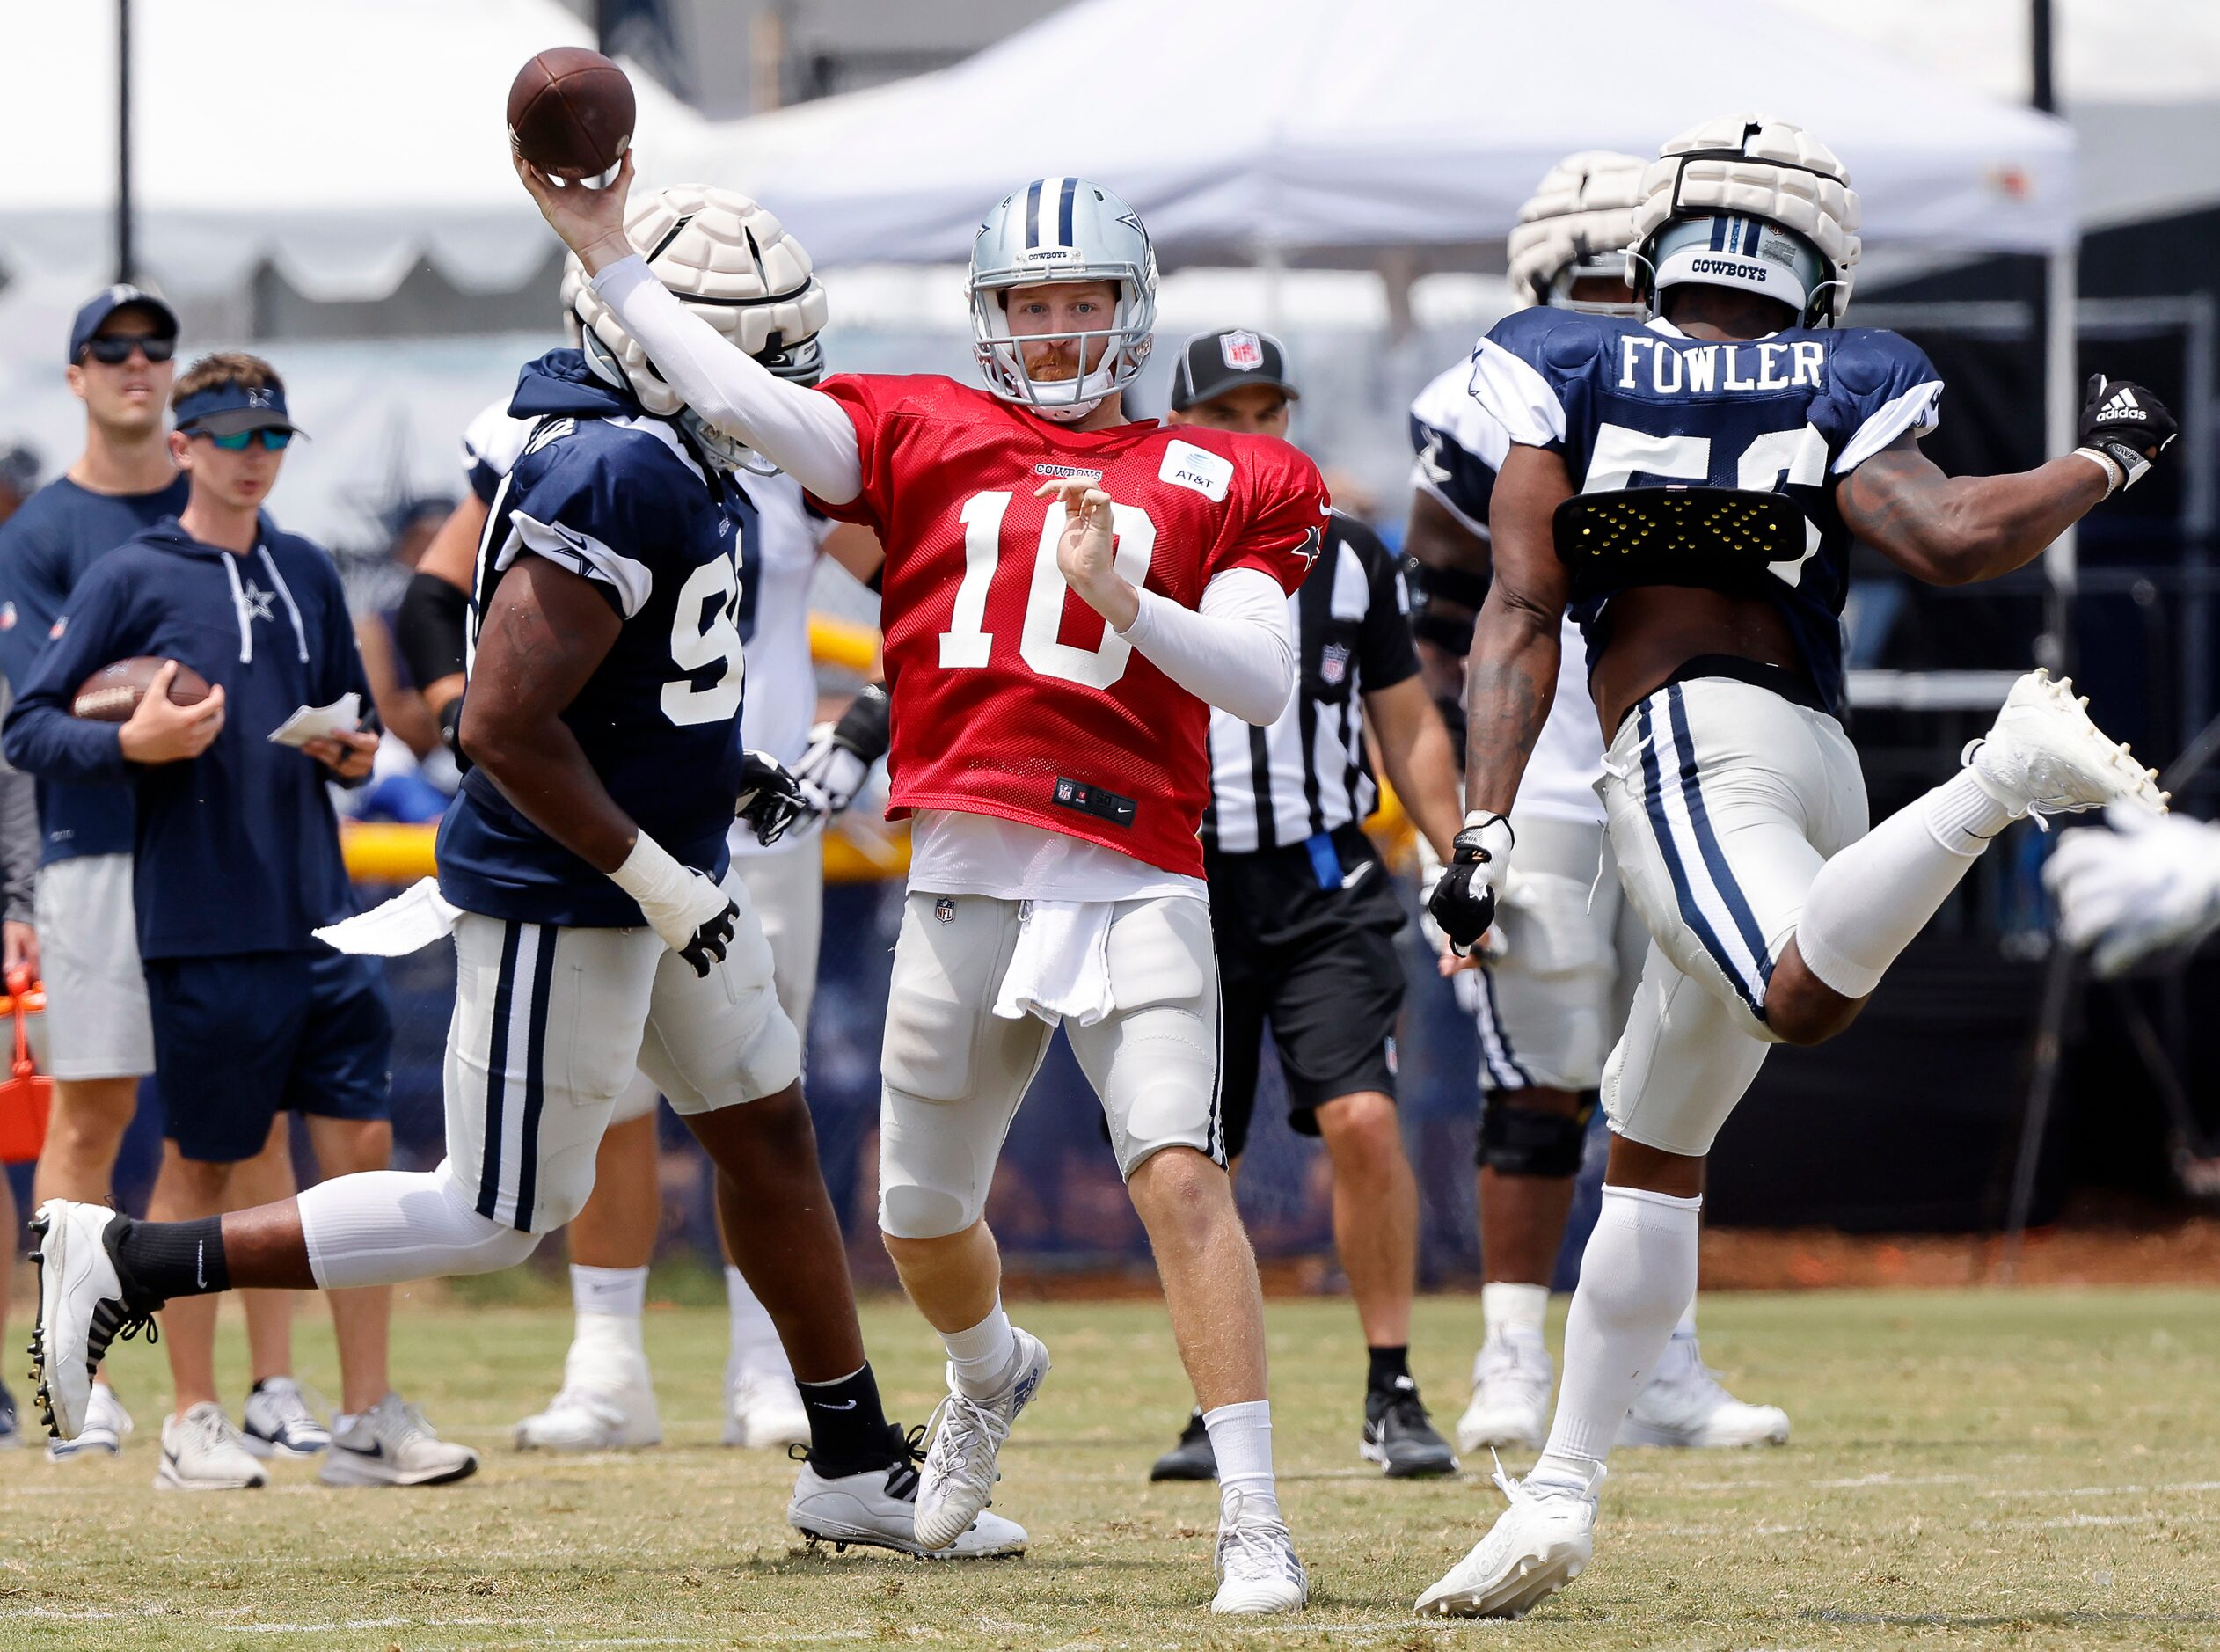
[1403,488,1489,713]
[459,554,632,872]
[1360,676,1463,861]
[1463,443,1574,818]
[1840,434,2107,586]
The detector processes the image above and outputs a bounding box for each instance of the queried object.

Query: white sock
[1202,1400,1281,1526]
[1530,1185,1702,1493]
[941,1303,1019,1400]
[572,1263,646,1320]
[1482,1281,1549,1344]
[1794,771,2012,998]
[725,1265,792,1381]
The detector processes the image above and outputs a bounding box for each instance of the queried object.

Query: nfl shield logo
[1220,330,1265,371]
[1319,642,1350,688]
[934,897,956,925]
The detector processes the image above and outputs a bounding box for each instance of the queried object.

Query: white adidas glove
[2044,804,2220,976]
[609,832,737,977]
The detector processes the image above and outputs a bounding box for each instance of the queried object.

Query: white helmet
[1627,116,1861,327]
[564,184,829,470]
[968,177,1156,423]
[1507,151,1647,313]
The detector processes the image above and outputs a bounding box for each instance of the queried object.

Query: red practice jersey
[812,374,1328,877]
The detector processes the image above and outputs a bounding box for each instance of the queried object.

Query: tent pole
[115,0,134,284]
[2041,244,2078,673]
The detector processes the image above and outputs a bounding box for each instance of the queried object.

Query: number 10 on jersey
[939,491,1157,690]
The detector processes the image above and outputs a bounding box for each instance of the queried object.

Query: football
[71,656,213,722]
[507,47,635,184]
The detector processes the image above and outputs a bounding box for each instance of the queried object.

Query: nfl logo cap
[68,283,179,364]
[1169,327,1300,412]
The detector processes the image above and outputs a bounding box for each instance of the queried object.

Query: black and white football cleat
[26,1200,159,1444]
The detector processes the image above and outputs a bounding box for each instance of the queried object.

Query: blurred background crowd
[4,0,2217,1291]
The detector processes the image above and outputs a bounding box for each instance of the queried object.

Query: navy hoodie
[4,517,374,960]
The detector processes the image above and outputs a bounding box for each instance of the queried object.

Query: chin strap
[1030,397,1102,424]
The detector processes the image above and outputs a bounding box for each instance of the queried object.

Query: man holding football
[520,157,1322,1615]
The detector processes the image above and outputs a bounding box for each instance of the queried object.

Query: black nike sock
[798,1362,899,1475]
[108,1214,228,1307]
[1366,1344,1413,1393]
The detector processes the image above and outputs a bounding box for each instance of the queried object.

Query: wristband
[2074,447,2126,497]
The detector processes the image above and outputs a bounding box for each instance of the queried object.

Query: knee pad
[876,1085,988,1240]
[1478,1092,1595,1178]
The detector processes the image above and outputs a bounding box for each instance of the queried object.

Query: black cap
[1168,327,1300,412]
[69,284,179,365]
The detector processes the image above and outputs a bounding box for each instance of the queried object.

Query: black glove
[1427,815,1513,956]
[735,749,811,847]
[435,696,466,764]
[2078,375,2179,494]
[678,899,739,978]
[793,682,889,820]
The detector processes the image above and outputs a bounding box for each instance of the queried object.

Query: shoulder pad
[1827,328,1932,398]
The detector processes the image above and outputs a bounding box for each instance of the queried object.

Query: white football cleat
[26,1200,155,1444]
[320,1394,478,1487]
[788,1433,1028,1560]
[47,1382,134,1462]
[156,1403,267,1491]
[515,1340,661,1451]
[241,1376,330,1459]
[914,1327,1049,1551]
[1618,1333,1789,1449]
[1414,1461,1599,1619]
[1457,1332,1552,1454]
[723,1366,810,1451]
[1210,1494,1310,1615]
[1968,669,2166,825]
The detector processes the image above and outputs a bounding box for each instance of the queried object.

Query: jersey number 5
[938,491,1157,690]
[662,546,746,726]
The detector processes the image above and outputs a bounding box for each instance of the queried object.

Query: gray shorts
[34,854,154,1081]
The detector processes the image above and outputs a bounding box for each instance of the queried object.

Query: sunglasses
[83,335,176,366]
[194,428,295,452]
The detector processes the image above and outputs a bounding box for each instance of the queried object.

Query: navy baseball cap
[68,284,179,365]
[173,378,303,440]
[1168,327,1300,412]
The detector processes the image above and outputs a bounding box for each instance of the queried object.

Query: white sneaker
[515,1341,661,1452]
[27,1200,156,1444]
[914,1327,1049,1551]
[242,1377,331,1458]
[1969,669,2166,824]
[1618,1333,1789,1448]
[320,1394,479,1487]
[1414,1462,1599,1619]
[1210,1494,1309,1615]
[724,1366,810,1451]
[1457,1332,1552,1453]
[156,1402,267,1491]
[47,1382,134,1463]
[787,1430,1028,1560]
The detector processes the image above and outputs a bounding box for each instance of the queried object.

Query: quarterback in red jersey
[523,158,1322,1614]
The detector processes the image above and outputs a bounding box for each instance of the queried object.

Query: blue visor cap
[68,283,179,363]
[173,379,304,440]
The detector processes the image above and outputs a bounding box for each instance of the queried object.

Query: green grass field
[2,1286,2216,1650]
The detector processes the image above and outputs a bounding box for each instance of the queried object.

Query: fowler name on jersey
[1470,310,1944,715]
[809,373,1329,878]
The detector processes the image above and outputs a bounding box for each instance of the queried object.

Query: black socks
[109,1214,229,1308]
[1367,1344,1413,1393]
[798,1362,898,1476]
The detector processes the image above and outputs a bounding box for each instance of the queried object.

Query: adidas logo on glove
[2098,387,2146,423]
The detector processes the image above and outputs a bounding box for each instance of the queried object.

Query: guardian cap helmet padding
[1628,116,1861,326]
[563,185,829,470]
[1508,151,1648,314]
[969,177,1157,422]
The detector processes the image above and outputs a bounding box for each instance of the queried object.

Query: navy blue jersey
[435,351,762,928]
[0,472,191,864]
[1470,311,1943,714]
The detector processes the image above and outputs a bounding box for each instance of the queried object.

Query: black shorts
[143,947,393,1163]
[1208,822,1406,1159]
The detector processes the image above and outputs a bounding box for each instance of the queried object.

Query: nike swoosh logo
[194,1242,206,1291]
[1341,861,1376,891]
[816,1400,857,1411]
[337,1441,386,1460]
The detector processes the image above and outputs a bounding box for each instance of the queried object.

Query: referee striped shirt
[1203,511,1420,854]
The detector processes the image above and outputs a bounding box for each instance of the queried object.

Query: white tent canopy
[1764,0,2220,230]
[667,0,2077,270]
[0,0,705,299]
